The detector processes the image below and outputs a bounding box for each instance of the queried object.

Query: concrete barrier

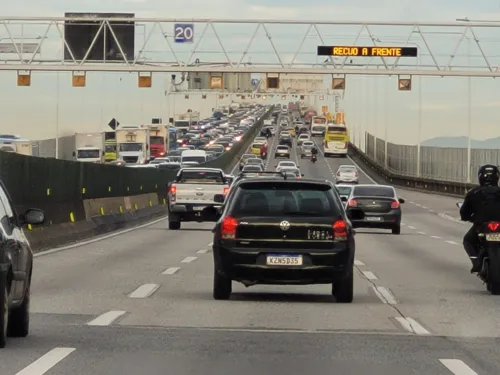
[349,142,474,197]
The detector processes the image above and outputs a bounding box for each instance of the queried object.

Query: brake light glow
[223,187,229,194]
[333,220,347,238]
[391,200,400,209]
[488,222,500,231]
[348,199,357,207]
[221,216,238,239]
[169,184,176,194]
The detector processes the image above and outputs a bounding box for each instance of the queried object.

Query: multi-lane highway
[0,130,498,375]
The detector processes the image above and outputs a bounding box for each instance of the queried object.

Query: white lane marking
[87,310,126,326]
[395,317,430,335]
[446,240,458,245]
[181,256,198,263]
[415,203,422,207]
[439,359,479,375]
[372,286,397,305]
[418,231,426,235]
[208,242,213,246]
[128,283,159,298]
[197,249,208,254]
[15,347,76,375]
[408,226,415,229]
[362,271,378,280]
[34,216,168,258]
[162,267,180,275]
[409,201,415,204]
[422,206,428,209]
[431,235,442,239]
[354,259,365,266]
[439,212,466,225]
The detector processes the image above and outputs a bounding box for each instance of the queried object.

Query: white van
[181,150,208,165]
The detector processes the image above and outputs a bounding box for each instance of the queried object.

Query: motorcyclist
[311,146,318,160]
[265,127,272,138]
[460,164,500,273]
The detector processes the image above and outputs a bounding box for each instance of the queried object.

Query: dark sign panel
[317,46,418,57]
[64,12,135,62]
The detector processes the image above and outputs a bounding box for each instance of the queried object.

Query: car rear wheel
[8,281,30,338]
[213,270,232,300]
[168,213,181,230]
[392,225,401,235]
[332,269,354,303]
[0,283,8,348]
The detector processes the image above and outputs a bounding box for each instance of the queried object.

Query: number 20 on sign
[174,24,194,43]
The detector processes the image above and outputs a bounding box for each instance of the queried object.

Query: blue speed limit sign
[174,24,194,43]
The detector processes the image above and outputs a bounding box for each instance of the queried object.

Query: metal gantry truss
[3,17,500,76]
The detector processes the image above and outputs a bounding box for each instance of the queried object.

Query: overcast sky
[2,0,500,144]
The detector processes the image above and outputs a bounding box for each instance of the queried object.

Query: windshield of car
[231,182,338,217]
[353,186,395,197]
[335,186,352,196]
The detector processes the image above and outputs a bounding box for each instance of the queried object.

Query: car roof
[236,177,332,186]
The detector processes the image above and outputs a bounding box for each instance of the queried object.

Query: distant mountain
[421,136,500,149]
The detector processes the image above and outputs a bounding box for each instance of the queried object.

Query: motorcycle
[261,151,267,160]
[457,201,500,294]
[311,154,317,163]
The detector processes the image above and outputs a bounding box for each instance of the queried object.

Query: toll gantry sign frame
[1,16,500,77]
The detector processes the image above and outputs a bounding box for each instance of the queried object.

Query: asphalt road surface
[1,129,499,374]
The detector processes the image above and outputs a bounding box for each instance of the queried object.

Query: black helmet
[478,164,500,186]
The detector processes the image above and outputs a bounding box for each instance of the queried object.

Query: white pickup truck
[167,168,230,229]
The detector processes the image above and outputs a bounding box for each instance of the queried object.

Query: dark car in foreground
[344,184,404,234]
[0,180,45,348]
[211,177,356,302]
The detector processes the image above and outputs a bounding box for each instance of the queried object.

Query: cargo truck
[104,130,117,162]
[0,136,32,156]
[71,132,105,163]
[116,126,150,164]
[173,111,200,133]
[144,124,168,158]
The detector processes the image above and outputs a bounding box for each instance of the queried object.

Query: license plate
[266,254,303,266]
[486,233,500,241]
[193,206,205,211]
[365,216,382,221]
[307,229,332,240]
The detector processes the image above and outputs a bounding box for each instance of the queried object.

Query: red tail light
[223,187,229,195]
[348,199,357,207]
[488,222,500,231]
[391,200,400,209]
[169,184,176,194]
[221,216,238,239]
[333,220,347,237]
[354,172,358,177]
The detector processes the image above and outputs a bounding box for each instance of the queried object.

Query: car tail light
[488,222,500,231]
[221,216,238,239]
[333,220,347,238]
[354,172,358,177]
[223,187,229,194]
[348,199,357,207]
[391,200,400,209]
[169,184,176,202]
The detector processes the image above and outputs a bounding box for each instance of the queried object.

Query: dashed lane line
[446,240,459,245]
[197,249,209,254]
[431,235,442,239]
[362,271,378,280]
[162,267,180,275]
[395,317,431,335]
[372,286,397,305]
[14,347,76,375]
[128,283,160,298]
[354,259,365,266]
[181,256,198,263]
[87,310,127,326]
[439,359,479,375]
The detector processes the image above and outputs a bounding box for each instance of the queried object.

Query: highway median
[2,108,271,252]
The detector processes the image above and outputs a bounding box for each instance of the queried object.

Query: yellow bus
[323,123,348,158]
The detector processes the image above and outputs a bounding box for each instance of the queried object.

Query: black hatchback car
[344,184,404,235]
[211,177,355,302]
[0,179,45,348]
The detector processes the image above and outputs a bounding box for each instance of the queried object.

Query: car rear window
[277,146,289,150]
[176,170,224,183]
[335,186,352,195]
[230,182,339,216]
[353,186,395,197]
[339,167,356,173]
[252,143,262,148]
[243,165,262,171]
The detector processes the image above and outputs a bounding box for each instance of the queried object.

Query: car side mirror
[340,196,348,202]
[21,208,45,225]
[398,198,405,204]
[214,194,225,203]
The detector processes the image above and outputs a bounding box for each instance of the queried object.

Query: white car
[335,165,359,184]
[297,133,311,146]
[274,145,291,158]
[275,160,298,172]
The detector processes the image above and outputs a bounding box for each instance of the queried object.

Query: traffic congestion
[1,104,499,374]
